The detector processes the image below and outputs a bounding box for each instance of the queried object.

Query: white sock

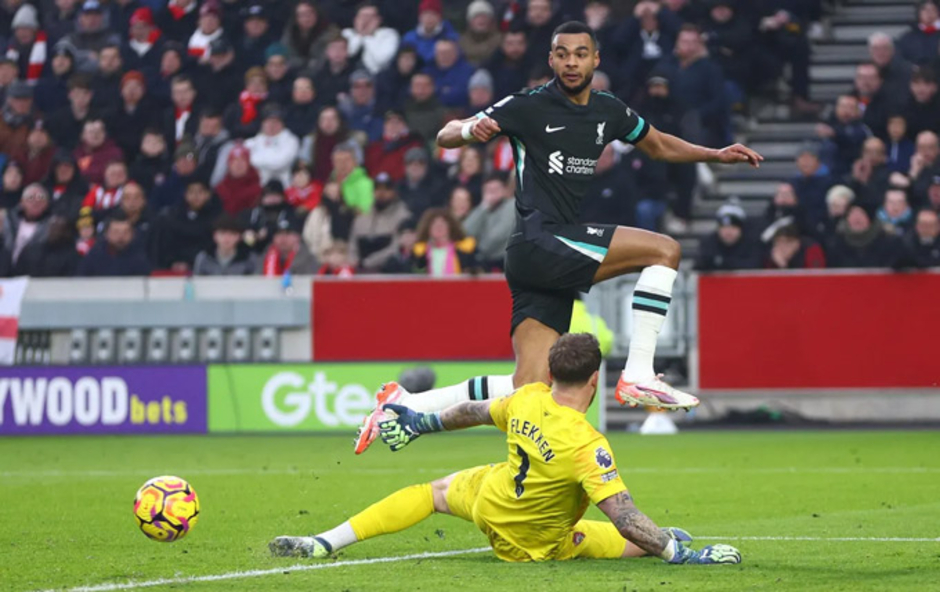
[401,375,515,413]
[315,521,357,552]
[623,265,677,383]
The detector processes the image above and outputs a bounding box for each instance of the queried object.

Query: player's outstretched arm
[378,400,495,451]
[436,116,502,149]
[636,126,763,168]
[597,491,742,564]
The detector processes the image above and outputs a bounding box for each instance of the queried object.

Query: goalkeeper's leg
[269,474,462,558]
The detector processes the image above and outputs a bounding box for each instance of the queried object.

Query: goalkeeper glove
[378,403,444,452]
[667,541,741,565]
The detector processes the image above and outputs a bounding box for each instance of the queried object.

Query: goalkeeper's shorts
[445,463,627,562]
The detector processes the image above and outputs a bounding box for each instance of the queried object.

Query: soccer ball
[133,476,200,542]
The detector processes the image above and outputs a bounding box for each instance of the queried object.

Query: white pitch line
[53,547,492,592]
[700,536,940,542]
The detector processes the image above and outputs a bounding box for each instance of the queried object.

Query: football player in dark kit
[354,21,763,455]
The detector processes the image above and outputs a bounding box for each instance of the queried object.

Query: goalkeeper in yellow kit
[270,334,741,565]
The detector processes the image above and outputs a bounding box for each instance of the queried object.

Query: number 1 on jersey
[514,445,530,498]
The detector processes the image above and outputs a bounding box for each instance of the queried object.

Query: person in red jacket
[364,109,424,182]
[214,142,262,215]
[12,121,55,184]
[73,118,125,185]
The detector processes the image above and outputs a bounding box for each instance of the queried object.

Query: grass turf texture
[1,431,938,591]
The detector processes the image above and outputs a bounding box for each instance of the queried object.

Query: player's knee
[657,236,681,268]
[430,477,451,514]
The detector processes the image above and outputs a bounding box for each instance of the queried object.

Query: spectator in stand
[0,161,24,210]
[46,0,79,47]
[851,63,896,141]
[198,37,242,114]
[130,128,171,194]
[317,241,355,276]
[154,177,219,271]
[261,213,318,275]
[467,68,494,114]
[847,137,891,212]
[60,0,121,73]
[658,24,728,147]
[77,211,152,275]
[75,211,96,254]
[0,80,37,155]
[283,0,338,72]
[193,213,259,275]
[13,215,80,276]
[80,159,128,222]
[46,73,95,150]
[90,44,123,112]
[193,110,230,186]
[398,145,446,218]
[187,0,223,64]
[44,149,88,221]
[403,71,445,142]
[763,224,826,270]
[826,203,903,268]
[315,34,355,105]
[816,95,872,178]
[885,114,915,174]
[700,0,752,108]
[163,74,199,146]
[222,66,268,139]
[73,118,124,185]
[584,0,618,71]
[877,187,914,236]
[3,183,51,273]
[901,68,940,139]
[150,138,200,211]
[867,33,912,98]
[579,144,637,228]
[521,0,559,66]
[403,0,458,65]
[927,173,940,212]
[245,104,299,187]
[237,4,276,70]
[484,26,531,99]
[617,1,677,102]
[447,184,473,223]
[303,176,355,258]
[285,161,322,214]
[7,4,46,83]
[34,45,76,115]
[300,105,349,183]
[813,184,855,242]
[348,171,411,272]
[123,7,164,79]
[897,0,940,66]
[339,69,382,142]
[380,217,418,273]
[754,0,818,116]
[695,202,760,271]
[903,208,940,267]
[364,109,423,182]
[899,130,940,206]
[762,182,807,236]
[791,142,835,232]
[330,140,373,214]
[284,72,321,140]
[449,145,484,204]
[460,1,500,67]
[376,45,421,114]
[108,70,157,161]
[263,44,293,106]
[412,207,478,276]
[215,141,261,215]
[425,38,474,109]
[158,0,198,44]
[13,122,55,185]
[243,180,290,252]
[115,181,154,248]
[462,172,514,271]
[341,2,398,75]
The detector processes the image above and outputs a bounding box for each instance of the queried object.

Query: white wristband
[461,120,475,141]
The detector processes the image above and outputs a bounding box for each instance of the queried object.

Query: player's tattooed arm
[597,491,671,557]
[439,400,496,430]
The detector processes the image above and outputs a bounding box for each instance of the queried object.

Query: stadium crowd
[0,0,935,279]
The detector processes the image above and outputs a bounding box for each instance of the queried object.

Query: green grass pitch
[1,431,938,591]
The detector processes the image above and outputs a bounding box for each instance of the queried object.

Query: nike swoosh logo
[545,125,565,133]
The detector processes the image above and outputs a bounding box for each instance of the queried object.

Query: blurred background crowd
[0,0,937,279]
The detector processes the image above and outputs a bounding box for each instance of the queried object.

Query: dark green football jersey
[476,80,650,233]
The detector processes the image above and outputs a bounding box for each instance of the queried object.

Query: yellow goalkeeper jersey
[473,382,627,560]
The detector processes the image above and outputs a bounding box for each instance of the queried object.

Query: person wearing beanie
[341,3,399,75]
[8,4,48,83]
[43,148,89,222]
[108,70,156,162]
[188,0,224,63]
[694,201,761,271]
[12,121,55,185]
[60,0,121,73]
[459,1,501,66]
[215,141,262,215]
[46,0,80,47]
[193,212,260,275]
[242,178,290,253]
[263,42,293,106]
[402,0,459,65]
[245,103,300,187]
[124,7,164,78]
[153,176,221,270]
[467,68,494,112]
[236,4,277,70]
[158,0,200,44]
[34,45,75,114]
[0,80,37,156]
[262,211,319,276]
[201,38,250,115]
